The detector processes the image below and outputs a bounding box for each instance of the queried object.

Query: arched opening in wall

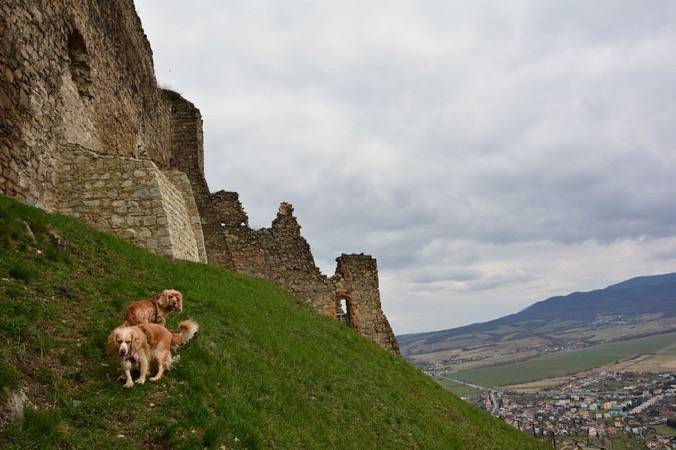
[335,297,352,327]
[67,29,93,99]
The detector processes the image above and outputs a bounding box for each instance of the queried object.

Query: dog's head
[107,326,144,358]
[155,289,183,312]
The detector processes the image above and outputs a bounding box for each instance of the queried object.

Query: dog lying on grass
[124,289,183,326]
[107,320,198,388]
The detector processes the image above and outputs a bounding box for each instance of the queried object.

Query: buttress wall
[54,145,206,262]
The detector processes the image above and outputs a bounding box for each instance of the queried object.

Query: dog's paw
[149,375,162,382]
[135,377,146,385]
[123,381,134,388]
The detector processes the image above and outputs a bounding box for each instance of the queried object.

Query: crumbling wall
[163,89,399,352]
[0,0,172,209]
[163,90,234,268]
[1,1,400,353]
[224,203,336,310]
[55,145,206,262]
[333,255,400,352]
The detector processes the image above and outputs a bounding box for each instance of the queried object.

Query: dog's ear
[106,330,118,355]
[154,293,166,307]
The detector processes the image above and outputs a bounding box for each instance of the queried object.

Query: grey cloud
[136,0,676,333]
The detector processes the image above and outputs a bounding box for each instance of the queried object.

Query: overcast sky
[135,1,676,335]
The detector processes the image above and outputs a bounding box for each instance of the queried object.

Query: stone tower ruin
[0,0,399,352]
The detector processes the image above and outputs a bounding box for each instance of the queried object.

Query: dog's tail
[171,320,199,348]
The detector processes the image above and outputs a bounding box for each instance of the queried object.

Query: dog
[124,289,183,326]
[107,320,198,388]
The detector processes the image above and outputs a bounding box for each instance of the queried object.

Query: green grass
[438,378,481,398]
[453,332,676,387]
[0,195,546,449]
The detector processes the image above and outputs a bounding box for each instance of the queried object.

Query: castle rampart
[1,0,399,352]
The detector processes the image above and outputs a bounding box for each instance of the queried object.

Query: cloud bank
[136,0,676,334]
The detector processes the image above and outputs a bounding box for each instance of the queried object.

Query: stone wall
[163,91,399,351]
[55,145,206,262]
[163,90,234,268]
[334,255,400,352]
[225,203,336,309]
[0,0,173,210]
[164,171,208,264]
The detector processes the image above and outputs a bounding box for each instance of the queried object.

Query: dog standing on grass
[107,320,198,388]
[124,289,183,326]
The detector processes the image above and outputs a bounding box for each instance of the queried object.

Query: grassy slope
[0,196,545,449]
[453,332,676,387]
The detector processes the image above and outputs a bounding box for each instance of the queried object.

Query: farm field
[438,378,481,397]
[452,331,676,387]
[655,425,676,437]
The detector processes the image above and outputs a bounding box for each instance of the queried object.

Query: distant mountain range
[399,272,676,363]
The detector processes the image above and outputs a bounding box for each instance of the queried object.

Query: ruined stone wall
[163,90,234,268]
[163,88,399,352]
[224,203,336,311]
[220,204,398,352]
[0,0,172,209]
[334,255,400,352]
[1,1,400,353]
[55,145,206,262]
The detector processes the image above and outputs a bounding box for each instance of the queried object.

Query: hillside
[0,195,545,449]
[400,272,676,372]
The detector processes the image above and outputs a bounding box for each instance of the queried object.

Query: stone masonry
[55,145,206,262]
[0,0,399,352]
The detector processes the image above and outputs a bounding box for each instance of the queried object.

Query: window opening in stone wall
[67,29,93,99]
[336,298,352,327]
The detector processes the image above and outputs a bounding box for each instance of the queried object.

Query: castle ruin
[0,0,399,352]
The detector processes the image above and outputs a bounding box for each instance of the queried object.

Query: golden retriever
[107,320,198,388]
[124,289,183,326]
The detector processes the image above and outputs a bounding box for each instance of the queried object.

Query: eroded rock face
[0,0,399,352]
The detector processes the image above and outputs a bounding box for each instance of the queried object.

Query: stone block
[111,215,125,227]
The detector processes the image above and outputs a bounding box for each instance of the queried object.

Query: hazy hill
[0,195,545,449]
[400,272,676,364]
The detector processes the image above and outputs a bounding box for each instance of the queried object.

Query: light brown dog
[124,289,183,326]
[107,320,198,388]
